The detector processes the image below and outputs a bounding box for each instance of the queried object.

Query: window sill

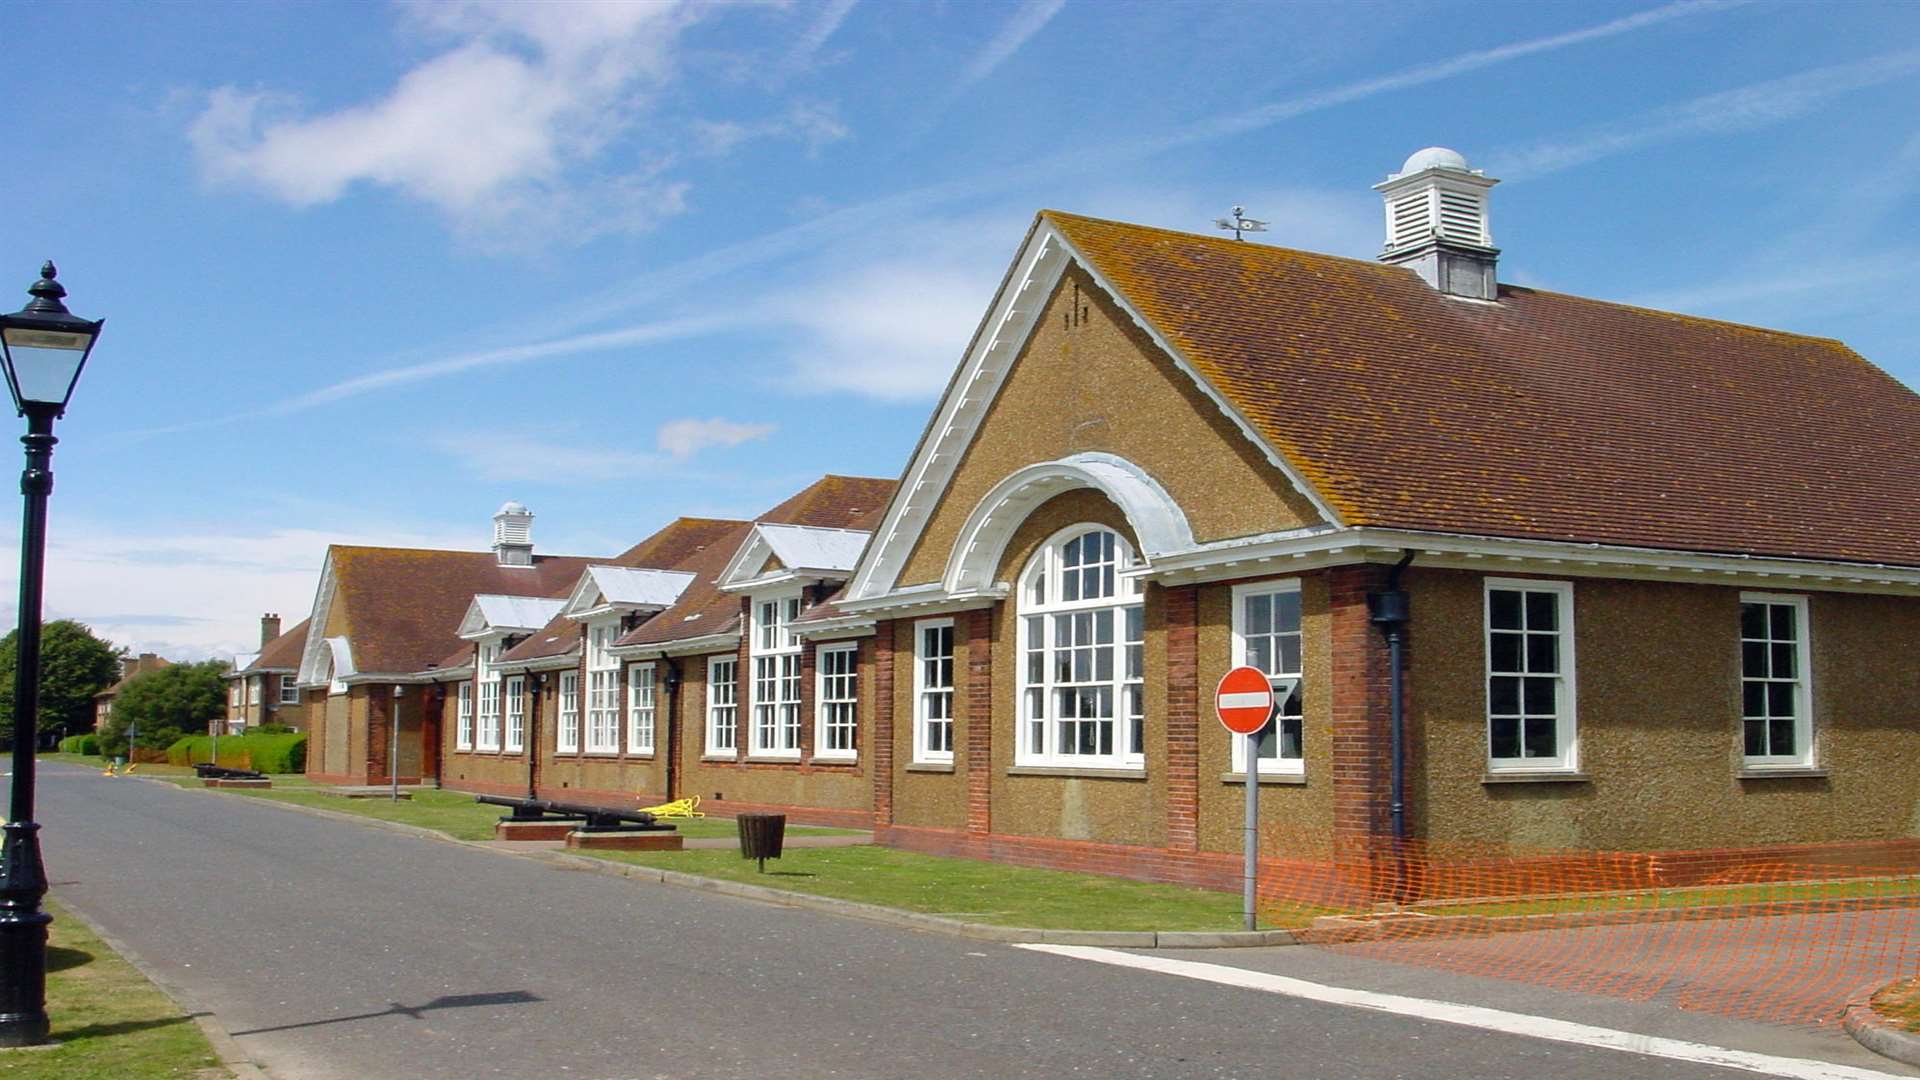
[700,754,739,762]
[746,754,802,764]
[1008,765,1147,780]
[905,762,954,773]
[583,750,621,758]
[626,752,656,761]
[1738,766,1828,780]
[1220,771,1307,785]
[1482,771,1591,785]
[811,755,859,766]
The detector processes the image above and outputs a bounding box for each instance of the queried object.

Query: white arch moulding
[943,453,1195,596]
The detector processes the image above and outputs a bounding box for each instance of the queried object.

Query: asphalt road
[16,761,1908,1080]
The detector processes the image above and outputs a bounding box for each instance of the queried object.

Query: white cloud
[1489,48,1920,180]
[692,101,850,157]
[656,417,776,458]
[956,0,1066,91]
[9,520,472,661]
[189,0,702,244]
[431,432,667,484]
[781,0,860,80]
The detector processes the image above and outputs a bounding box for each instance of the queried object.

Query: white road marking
[1014,945,1907,1080]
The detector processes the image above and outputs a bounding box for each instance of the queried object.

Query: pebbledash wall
[418,221,1918,895]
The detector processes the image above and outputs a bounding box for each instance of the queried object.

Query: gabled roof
[1041,210,1920,568]
[96,654,173,700]
[499,517,748,666]
[716,523,871,592]
[300,546,597,682]
[561,566,697,618]
[458,594,568,639]
[617,476,897,652]
[245,617,310,674]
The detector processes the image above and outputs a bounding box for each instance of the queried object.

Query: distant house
[94,652,172,733]
[220,614,314,735]
[294,503,596,786]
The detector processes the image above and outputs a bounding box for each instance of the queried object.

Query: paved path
[18,761,1913,1079]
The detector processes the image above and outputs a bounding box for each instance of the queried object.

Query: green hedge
[56,734,100,756]
[167,732,306,774]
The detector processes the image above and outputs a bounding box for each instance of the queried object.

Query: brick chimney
[260,612,282,647]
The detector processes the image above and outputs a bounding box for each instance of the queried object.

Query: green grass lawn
[585,845,1248,931]
[0,903,225,1079]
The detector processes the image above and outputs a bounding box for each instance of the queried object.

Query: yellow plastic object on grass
[637,796,703,818]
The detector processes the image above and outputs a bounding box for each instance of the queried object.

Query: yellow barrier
[637,796,703,818]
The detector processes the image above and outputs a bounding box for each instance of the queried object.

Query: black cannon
[474,795,675,833]
[193,763,268,781]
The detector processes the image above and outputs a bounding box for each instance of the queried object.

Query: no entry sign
[1215,665,1275,735]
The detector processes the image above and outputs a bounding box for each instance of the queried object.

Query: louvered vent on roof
[1436,189,1486,244]
[1389,191,1431,248]
[1374,147,1500,300]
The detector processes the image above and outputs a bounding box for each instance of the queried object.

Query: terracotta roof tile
[1045,211,1920,567]
[500,518,746,665]
[331,546,597,675]
[615,477,897,650]
[238,618,309,673]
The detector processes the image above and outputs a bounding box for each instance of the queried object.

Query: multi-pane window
[557,670,580,753]
[1231,583,1305,775]
[504,675,525,753]
[229,682,242,707]
[816,644,859,761]
[1016,528,1146,768]
[1741,593,1812,766]
[627,662,656,756]
[476,643,501,752]
[455,682,474,750]
[914,620,955,764]
[279,674,300,705]
[707,656,738,754]
[1485,579,1576,770]
[585,621,620,753]
[751,593,803,758]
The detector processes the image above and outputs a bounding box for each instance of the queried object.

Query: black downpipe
[526,673,544,803]
[1368,551,1416,842]
[663,658,682,801]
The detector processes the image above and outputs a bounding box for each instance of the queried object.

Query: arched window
[1016,526,1146,768]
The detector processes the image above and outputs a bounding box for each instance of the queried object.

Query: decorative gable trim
[295,553,340,687]
[843,217,1342,606]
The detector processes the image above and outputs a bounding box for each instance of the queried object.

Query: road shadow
[229,990,542,1037]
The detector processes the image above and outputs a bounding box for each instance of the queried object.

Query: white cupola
[1373,147,1500,300]
[492,501,534,566]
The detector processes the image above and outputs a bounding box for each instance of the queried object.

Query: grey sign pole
[1243,729,1259,931]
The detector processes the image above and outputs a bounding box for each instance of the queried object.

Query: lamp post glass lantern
[0,261,101,1047]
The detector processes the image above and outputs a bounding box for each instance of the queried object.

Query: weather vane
[1214,206,1267,242]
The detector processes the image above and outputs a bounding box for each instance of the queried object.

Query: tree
[99,660,227,755]
[0,619,122,743]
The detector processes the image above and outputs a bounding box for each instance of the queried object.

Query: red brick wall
[1163,584,1199,853]
[963,608,992,836]
[872,618,895,825]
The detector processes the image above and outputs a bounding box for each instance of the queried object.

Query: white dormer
[1374,147,1500,300]
[458,594,568,641]
[716,523,873,594]
[560,565,698,622]
[493,501,535,566]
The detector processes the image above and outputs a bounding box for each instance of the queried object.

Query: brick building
[285,147,1918,894]
[221,614,315,734]
[93,652,172,733]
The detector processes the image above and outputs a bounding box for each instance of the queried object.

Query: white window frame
[749,591,803,760]
[584,620,621,754]
[627,662,656,757]
[503,675,525,753]
[476,643,502,752]
[279,674,300,705]
[229,681,242,707]
[913,618,956,765]
[1013,526,1146,769]
[1229,580,1306,777]
[814,643,859,762]
[557,670,580,753]
[1739,592,1814,769]
[706,655,738,756]
[1483,578,1578,773]
[455,681,474,750]
[247,676,260,706]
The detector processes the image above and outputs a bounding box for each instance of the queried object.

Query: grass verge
[41,755,855,844]
[583,845,1249,931]
[0,902,225,1079]
[1872,976,1920,1033]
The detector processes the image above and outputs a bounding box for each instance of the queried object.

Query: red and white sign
[1215,666,1275,735]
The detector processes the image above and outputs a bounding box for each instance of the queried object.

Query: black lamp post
[0,262,102,1047]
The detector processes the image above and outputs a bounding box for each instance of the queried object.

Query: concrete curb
[53,900,270,1080]
[145,771,1300,950]
[1844,999,1920,1068]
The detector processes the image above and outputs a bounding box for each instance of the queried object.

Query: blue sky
[2,0,1915,660]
